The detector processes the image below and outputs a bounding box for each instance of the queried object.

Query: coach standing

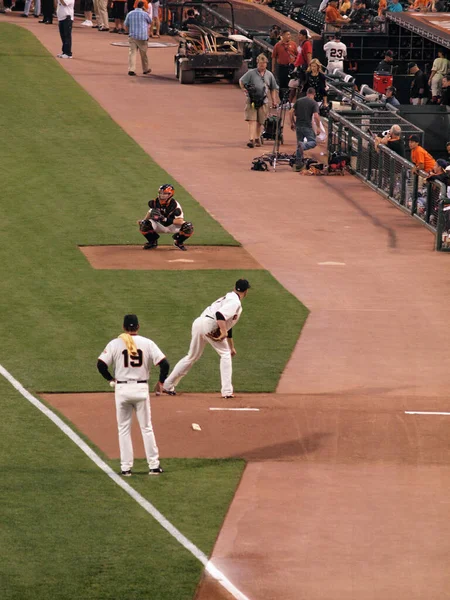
[124,1,152,76]
[56,0,75,59]
[97,314,169,476]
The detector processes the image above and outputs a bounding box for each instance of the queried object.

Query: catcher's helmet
[158,184,175,203]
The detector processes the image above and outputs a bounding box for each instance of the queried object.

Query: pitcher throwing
[163,279,251,398]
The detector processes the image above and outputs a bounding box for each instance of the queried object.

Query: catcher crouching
[138,184,194,251]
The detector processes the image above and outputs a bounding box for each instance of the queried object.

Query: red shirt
[272,40,298,65]
[294,40,313,67]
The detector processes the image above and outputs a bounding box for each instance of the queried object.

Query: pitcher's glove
[207,328,223,340]
[139,219,153,233]
[149,208,166,224]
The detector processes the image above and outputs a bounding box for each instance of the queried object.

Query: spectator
[96,0,110,30]
[265,25,281,46]
[446,141,450,161]
[385,85,400,107]
[325,0,350,27]
[428,49,450,103]
[349,0,369,24]
[340,0,352,14]
[376,49,394,73]
[80,0,93,26]
[427,159,450,184]
[377,0,387,16]
[304,58,328,106]
[412,0,431,10]
[409,135,435,173]
[272,30,298,93]
[239,53,279,148]
[375,125,405,157]
[290,86,321,171]
[40,0,53,23]
[182,8,199,28]
[387,0,403,11]
[323,32,347,73]
[110,0,126,33]
[22,0,40,17]
[149,0,160,37]
[294,29,312,69]
[124,1,153,76]
[92,0,105,28]
[440,76,450,105]
[56,0,74,59]
[408,62,428,105]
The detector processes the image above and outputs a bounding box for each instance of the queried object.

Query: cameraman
[239,54,279,149]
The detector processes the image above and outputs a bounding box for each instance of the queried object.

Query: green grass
[0,379,244,600]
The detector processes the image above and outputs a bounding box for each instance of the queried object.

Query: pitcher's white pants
[115,383,160,471]
[164,316,233,397]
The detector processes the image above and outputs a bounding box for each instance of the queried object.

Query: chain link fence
[328,110,449,250]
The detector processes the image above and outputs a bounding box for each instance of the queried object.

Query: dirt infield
[79,245,262,270]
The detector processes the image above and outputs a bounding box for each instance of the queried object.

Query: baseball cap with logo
[235,279,251,292]
[123,314,139,329]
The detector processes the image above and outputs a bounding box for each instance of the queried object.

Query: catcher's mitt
[150,208,164,222]
[139,219,153,233]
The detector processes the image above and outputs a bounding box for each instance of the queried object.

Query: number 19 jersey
[99,335,165,381]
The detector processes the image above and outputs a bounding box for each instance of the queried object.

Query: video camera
[244,83,265,109]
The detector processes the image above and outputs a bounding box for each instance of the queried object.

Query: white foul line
[210,407,260,412]
[0,364,250,600]
[405,411,450,416]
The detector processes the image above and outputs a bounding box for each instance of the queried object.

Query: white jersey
[323,41,347,69]
[201,291,242,331]
[99,335,165,381]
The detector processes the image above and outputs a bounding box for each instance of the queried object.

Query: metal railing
[328,109,449,250]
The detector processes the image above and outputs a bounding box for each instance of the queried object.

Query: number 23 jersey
[99,336,165,381]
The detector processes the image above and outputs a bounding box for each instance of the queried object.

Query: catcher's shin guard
[144,232,160,244]
[174,221,194,244]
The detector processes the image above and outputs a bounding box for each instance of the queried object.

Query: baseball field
[0,23,308,600]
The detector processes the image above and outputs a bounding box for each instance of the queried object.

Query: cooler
[373,72,393,94]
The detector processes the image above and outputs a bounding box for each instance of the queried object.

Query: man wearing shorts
[150,0,159,36]
[110,0,126,33]
[239,53,279,149]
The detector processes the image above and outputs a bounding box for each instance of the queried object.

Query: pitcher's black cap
[123,314,139,329]
[235,279,251,292]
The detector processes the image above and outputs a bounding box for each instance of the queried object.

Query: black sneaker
[149,467,164,475]
[143,241,157,250]
[121,470,132,477]
[222,394,235,399]
[162,388,176,396]
[173,240,187,251]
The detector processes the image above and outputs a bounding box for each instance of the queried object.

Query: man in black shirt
[181,8,200,29]
[408,62,428,105]
[426,159,450,185]
[290,87,321,171]
[440,76,450,106]
[376,50,394,73]
[375,124,405,158]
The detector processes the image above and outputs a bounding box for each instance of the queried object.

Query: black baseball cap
[123,314,139,329]
[407,61,417,70]
[299,28,308,36]
[408,135,420,143]
[235,279,251,292]
[384,50,393,57]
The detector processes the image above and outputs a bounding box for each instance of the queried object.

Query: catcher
[138,184,194,251]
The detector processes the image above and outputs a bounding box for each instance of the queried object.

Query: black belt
[116,380,148,384]
[205,315,214,319]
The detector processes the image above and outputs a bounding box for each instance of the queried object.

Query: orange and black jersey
[148,198,183,226]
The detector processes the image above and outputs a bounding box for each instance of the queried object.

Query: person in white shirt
[97,314,170,476]
[163,279,251,399]
[56,0,75,59]
[323,33,347,73]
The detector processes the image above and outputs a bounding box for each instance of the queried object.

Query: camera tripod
[258,90,295,172]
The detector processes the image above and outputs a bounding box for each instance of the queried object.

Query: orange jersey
[411,146,435,171]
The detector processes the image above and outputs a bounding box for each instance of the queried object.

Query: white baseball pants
[115,383,160,471]
[164,316,233,397]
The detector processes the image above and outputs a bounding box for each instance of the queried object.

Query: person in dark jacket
[408,62,428,105]
[304,58,328,105]
[376,49,394,73]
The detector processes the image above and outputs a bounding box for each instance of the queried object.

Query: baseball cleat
[162,388,177,396]
[143,242,158,250]
[173,241,187,251]
[222,395,235,399]
[121,470,132,476]
[149,467,164,475]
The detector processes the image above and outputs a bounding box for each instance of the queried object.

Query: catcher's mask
[158,184,175,203]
